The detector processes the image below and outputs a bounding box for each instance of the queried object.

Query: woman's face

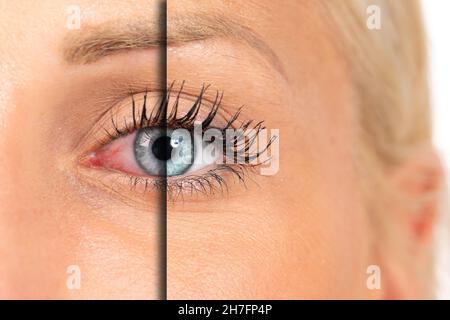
[0,0,418,299]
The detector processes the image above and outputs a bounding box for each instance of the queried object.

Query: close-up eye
[89,125,215,177]
[80,84,274,199]
[134,127,195,176]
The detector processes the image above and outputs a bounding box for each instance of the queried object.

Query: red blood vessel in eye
[88,145,123,169]
[83,133,147,176]
[86,144,127,171]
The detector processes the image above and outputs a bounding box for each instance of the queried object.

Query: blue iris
[134,127,194,176]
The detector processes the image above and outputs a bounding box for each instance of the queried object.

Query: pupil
[151,136,173,161]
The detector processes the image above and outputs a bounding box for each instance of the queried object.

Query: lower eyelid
[74,162,252,206]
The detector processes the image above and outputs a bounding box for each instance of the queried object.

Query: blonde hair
[322,0,435,294]
[324,0,431,165]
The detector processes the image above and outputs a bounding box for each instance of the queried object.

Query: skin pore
[0,0,442,299]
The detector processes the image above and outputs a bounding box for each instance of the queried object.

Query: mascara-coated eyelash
[104,82,235,140]
[87,82,275,199]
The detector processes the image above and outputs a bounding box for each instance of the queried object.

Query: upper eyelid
[75,82,273,170]
[73,85,229,156]
[104,85,238,137]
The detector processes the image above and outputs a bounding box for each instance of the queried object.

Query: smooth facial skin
[0,0,442,299]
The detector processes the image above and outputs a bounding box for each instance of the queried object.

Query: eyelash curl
[98,81,276,200]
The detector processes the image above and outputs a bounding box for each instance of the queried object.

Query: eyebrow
[63,13,287,78]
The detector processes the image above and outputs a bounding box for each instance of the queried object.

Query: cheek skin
[166,68,371,299]
[0,85,159,298]
[168,164,370,299]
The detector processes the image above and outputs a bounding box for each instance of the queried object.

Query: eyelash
[93,82,274,199]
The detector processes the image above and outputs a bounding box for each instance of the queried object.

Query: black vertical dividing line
[157,0,168,300]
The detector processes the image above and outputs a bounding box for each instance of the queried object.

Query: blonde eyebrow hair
[62,20,163,64]
[62,13,287,78]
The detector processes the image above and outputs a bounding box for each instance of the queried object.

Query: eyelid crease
[96,82,241,148]
[71,82,223,155]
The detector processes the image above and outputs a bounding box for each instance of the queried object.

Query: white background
[424,2,450,175]
[423,1,450,299]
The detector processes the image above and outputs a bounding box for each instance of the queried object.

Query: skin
[0,0,443,299]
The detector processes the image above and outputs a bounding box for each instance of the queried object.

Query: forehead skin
[0,0,371,299]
